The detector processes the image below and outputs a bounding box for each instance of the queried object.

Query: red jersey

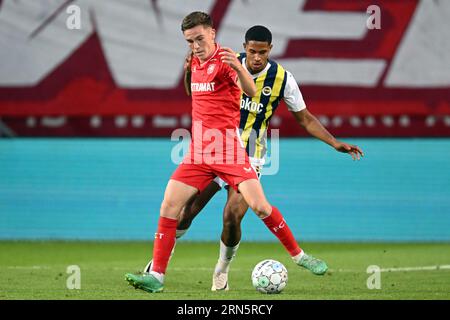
[189,44,242,158]
[172,44,258,191]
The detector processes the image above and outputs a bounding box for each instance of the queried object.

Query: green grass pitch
[1,241,449,300]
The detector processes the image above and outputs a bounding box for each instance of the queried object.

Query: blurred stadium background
[1,0,449,243]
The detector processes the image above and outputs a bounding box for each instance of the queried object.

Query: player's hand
[184,51,193,72]
[333,141,364,160]
[219,47,241,71]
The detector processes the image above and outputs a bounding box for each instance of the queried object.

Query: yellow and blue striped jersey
[237,53,288,160]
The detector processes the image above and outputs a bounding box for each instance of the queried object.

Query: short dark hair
[181,11,213,32]
[245,25,272,44]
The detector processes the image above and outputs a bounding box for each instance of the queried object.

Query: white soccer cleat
[211,272,229,291]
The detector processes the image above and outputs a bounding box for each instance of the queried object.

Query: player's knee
[222,218,239,233]
[160,199,181,218]
[248,201,271,218]
[226,201,242,217]
[223,207,243,230]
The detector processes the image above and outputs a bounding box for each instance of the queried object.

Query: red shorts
[171,160,258,192]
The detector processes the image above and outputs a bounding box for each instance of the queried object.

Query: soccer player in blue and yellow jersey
[144,25,363,291]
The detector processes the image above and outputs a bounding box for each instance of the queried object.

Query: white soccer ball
[251,259,288,294]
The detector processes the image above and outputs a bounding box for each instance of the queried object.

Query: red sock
[261,206,302,257]
[151,216,178,274]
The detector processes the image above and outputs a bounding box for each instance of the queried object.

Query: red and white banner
[0,0,449,137]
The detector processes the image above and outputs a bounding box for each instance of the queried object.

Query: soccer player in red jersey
[125,12,332,293]
[141,25,364,291]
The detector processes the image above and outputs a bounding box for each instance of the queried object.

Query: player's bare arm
[292,109,364,160]
[183,51,193,96]
[219,47,257,97]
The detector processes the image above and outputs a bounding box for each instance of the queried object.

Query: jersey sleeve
[283,71,306,112]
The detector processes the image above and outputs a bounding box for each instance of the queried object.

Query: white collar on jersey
[242,57,271,79]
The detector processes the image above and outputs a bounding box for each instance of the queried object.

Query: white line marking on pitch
[310,265,450,273]
[5,265,450,273]
[5,266,51,270]
[168,265,450,273]
[112,265,450,273]
[379,265,450,272]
